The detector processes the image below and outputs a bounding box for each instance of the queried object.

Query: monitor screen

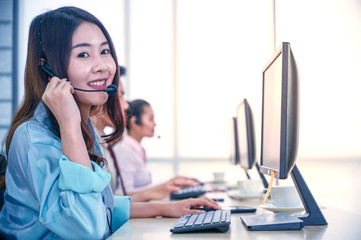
[229,117,240,165]
[260,42,299,179]
[236,99,256,170]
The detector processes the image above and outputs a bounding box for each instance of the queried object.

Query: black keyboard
[170,186,206,200]
[170,210,231,233]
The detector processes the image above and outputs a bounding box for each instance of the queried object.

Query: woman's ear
[129,116,137,127]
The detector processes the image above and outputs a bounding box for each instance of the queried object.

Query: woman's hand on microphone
[42,77,92,169]
[42,77,80,128]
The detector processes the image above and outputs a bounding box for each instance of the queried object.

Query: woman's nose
[92,55,107,73]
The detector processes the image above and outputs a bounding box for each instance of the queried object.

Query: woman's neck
[91,117,106,132]
[78,103,91,123]
[128,129,143,143]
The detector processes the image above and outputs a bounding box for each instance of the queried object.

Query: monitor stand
[243,168,251,180]
[291,164,328,226]
[240,164,327,230]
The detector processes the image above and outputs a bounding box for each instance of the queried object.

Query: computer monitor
[236,99,268,187]
[259,42,299,179]
[236,99,256,170]
[229,117,240,165]
[240,42,327,230]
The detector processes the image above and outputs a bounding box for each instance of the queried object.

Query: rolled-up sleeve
[112,196,131,231]
[58,155,111,193]
[31,149,111,239]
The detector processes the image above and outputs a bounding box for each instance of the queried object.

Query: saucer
[260,203,305,213]
[227,190,263,200]
[207,180,227,184]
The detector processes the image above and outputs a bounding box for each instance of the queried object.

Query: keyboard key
[173,215,190,228]
[203,212,214,224]
[221,211,227,222]
[212,211,221,223]
[194,213,206,226]
[185,214,198,227]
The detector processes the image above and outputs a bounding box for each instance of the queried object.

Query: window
[0,0,18,149]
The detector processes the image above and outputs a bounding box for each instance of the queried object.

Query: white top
[94,128,125,196]
[112,133,152,193]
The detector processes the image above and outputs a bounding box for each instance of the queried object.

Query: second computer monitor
[236,99,256,170]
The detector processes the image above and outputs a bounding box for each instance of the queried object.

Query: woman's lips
[88,79,107,90]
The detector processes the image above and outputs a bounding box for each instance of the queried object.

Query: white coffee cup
[213,172,225,182]
[238,180,262,195]
[270,185,301,207]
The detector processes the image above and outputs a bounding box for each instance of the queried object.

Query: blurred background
[1,0,360,214]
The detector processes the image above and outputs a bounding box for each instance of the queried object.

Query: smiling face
[67,21,116,115]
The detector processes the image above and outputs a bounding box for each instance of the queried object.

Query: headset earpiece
[135,117,141,125]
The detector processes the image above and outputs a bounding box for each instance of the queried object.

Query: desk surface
[108,192,361,240]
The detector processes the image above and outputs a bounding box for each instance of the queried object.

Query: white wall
[276,0,361,160]
[129,0,274,160]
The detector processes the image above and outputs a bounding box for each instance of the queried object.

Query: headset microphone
[74,84,118,96]
[40,65,118,96]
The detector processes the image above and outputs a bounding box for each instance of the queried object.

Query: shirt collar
[33,101,52,130]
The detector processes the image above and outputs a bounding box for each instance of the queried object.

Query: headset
[125,101,142,126]
[134,117,141,125]
[37,18,118,96]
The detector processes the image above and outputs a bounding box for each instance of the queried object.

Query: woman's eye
[101,49,110,55]
[78,52,89,58]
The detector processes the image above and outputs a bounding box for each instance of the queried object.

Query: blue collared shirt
[0,102,130,239]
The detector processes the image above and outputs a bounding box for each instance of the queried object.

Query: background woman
[113,99,200,196]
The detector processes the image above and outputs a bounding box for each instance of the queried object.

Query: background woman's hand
[139,183,180,201]
[167,176,200,188]
[42,77,80,128]
[137,176,201,201]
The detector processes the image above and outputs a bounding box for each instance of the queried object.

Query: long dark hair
[1,7,125,190]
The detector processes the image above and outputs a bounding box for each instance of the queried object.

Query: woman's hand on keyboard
[160,197,221,218]
[129,197,220,218]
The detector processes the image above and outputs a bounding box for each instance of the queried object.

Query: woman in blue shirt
[0,6,219,239]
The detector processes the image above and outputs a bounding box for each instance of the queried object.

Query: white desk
[108,192,361,240]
